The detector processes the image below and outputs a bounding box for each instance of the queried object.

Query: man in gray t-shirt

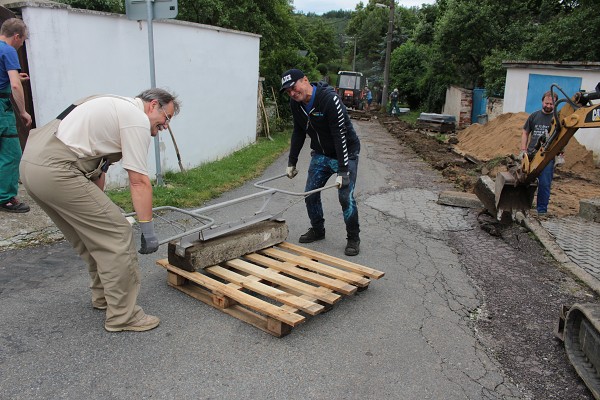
[521,90,557,216]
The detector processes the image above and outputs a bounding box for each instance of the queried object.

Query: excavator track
[561,303,600,399]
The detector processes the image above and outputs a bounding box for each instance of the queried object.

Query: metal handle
[254,173,339,195]
[125,174,338,247]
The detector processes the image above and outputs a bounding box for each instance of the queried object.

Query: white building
[4,0,261,187]
[502,61,600,162]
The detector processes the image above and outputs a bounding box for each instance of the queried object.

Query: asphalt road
[1,119,538,399]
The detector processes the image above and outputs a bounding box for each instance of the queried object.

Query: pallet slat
[278,242,385,279]
[247,252,357,295]
[167,277,291,336]
[206,265,324,315]
[225,258,341,304]
[261,247,371,287]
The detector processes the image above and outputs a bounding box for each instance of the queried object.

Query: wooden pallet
[156,242,385,337]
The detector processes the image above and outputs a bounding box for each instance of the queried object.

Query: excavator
[494,83,600,215]
[484,83,600,399]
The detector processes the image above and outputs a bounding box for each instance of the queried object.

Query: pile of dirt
[455,112,596,175]
[380,113,600,218]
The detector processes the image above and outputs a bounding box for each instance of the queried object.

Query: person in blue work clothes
[364,86,372,112]
[0,18,32,213]
[521,90,559,218]
[280,68,361,256]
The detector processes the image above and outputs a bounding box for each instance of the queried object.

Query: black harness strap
[56,104,77,120]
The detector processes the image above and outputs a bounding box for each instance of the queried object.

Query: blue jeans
[304,152,360,240]
[536,159,554,213]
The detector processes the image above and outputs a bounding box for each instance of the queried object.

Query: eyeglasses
[160,107,171,125]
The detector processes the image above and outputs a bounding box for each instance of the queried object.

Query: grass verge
[398,109,421,126]
[106,130,292,211]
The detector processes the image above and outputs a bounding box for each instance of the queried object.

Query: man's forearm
[521,130,529,150]
[129,175,153,221]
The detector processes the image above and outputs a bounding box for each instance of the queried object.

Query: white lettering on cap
[281,74,292,85]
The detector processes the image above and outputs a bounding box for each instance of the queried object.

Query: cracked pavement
[0,119,593,399]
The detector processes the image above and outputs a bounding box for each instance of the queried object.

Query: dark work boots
[345,238,360,256]
[299,228,325,243]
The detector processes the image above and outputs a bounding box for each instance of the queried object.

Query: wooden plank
[226,258,341,304]
[261,247,371,287]
[157,259,304,326]
[244,253,357,295]
[278,242,385,279]
[206,265,324,315]
[222,266,331,313]
[267,318,292,337]
[167,281,291,337]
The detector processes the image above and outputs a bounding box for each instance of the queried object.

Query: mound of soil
[381,113,600,218]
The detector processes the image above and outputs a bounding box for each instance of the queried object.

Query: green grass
[483,156,506,171]
[106,131,292,211]
[435,133,448,143]
[397,109,420,126]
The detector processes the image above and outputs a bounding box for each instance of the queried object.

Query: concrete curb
[516,212,600,296]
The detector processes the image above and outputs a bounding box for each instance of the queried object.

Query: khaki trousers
[20,121,145,329]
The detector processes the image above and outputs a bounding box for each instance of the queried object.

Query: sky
[293,0,436,15]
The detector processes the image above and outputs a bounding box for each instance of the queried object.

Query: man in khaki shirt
[20,88,180,332]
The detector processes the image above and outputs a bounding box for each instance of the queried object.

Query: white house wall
[503,66,600,162]
[19,3,260,188]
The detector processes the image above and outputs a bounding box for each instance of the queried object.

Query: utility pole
[381,0,394,108]
[352,36,357,72]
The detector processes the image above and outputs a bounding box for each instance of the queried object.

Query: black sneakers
[0,197,30,213]
[345,238,360,256]
[299,228,325,243]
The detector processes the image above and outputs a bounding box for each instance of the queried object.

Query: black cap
[280,69,305,93]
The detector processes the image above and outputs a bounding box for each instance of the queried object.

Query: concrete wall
[486,97,503,121]
[16,2,261,187]
[503,62,600,162]
[442,85,472,129]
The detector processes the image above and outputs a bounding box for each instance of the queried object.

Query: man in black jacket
[280,69,361,256]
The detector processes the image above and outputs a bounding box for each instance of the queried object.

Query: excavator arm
[494,84,600,214]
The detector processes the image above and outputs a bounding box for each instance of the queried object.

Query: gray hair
[137,88,181,115]
[1,18,27,38]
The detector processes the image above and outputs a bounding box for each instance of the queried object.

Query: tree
[55,0,123,13]
[481,49,514,98]
[389,42,428,109]
[295,15,338,64]
[520,0,600,61]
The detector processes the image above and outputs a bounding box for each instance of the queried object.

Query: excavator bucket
[494,171,537,215]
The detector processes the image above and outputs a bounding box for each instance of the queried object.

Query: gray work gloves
[518,150,527,161]
[286,165,298,179]
[336,171,350,188]
[139,220,159,254]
